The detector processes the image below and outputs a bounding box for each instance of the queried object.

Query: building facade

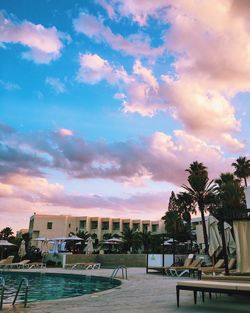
[29,213,166,241]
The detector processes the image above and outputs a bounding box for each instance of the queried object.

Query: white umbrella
[0,240,15,259]
[53,236,84,241]
[163,239,178,245]
[0,240,15,246]
[67,235,84,241]
[105,238,123,244]
[52,236,69,241]
[34,237,50,241]
[41,239,49,256]
[85,237,94,256]
[208,215,222,257]
[224,222,236,255]
[18,240,26,259]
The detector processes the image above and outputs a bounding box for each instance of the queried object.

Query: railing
[111,265,128,280]
[12,277,29,308]
[0,277,5,310]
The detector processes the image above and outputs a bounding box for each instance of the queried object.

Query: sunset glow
[1,0,250,231]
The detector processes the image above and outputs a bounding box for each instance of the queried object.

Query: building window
[143,224,149,231]
[102,221,109,230]
[132,223,139,231]
[47,222,53,230]
[91,221,98,230]
[112,222,120,231]
[152,224,159,232]
[123,223,129,231]
[68,224,71,228]
[79,220,86,229]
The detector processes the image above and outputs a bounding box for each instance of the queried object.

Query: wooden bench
[176,280,250,307]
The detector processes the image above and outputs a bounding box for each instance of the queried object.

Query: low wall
[64,254,147,268]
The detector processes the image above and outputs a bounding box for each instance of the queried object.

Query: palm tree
[182,161,215,254]
[102,233,113,240]
[232,156,250,187]
[215,172,246,220]
[121,228,141,254]
[214,172,246,275]
[139,230,152,253]
[0,227,14,240]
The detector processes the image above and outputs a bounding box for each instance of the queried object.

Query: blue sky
[1,0,250,231]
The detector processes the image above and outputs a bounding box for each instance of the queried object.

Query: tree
[175,192,195,241]
[162,191,191,242]
[103,233,113,240]
[214,172,247,275]
[139,230,152,253]
[121,228,141,254]
[182,161,215,253]
[232,156,250,187]
[214,172,246,220]
[0,227,14,240]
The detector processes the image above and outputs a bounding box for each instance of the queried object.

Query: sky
[1,0,250,232]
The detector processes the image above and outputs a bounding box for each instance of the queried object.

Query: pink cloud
[97,0,117,19]
[0,11,70,63]
[77,53,130,85]
[0,126,240,230]
[1,126,232,186]
[116,0,168,26]
[76,50,244,150]
[90,1,249,151]
[58,128,73,137]
[73,13,164,58]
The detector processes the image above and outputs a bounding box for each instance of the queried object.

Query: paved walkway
[2,268,250,313]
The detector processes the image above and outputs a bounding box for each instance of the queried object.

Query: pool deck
[2,267,250,313]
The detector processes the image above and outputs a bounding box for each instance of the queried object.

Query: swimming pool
[0,272,121,304]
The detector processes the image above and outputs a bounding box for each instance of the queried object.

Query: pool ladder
[0,276,28,310]
[111,265,128,280]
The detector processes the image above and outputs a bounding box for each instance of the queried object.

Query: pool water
[0,272,121,303]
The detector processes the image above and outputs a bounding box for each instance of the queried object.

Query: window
[79,220,86,229]
[47,222,53,230]
[123,223,129,230]
[143,224,149,231]
[112,222,120,231]
[91,221,98,229]
[152,224,159,232]
[68,223,71,228]
[102,221,109,230]
[133,223,139,231]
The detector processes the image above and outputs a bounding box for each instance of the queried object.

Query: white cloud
[0,11,70,63]
[45,77,66,94]
[0,80,20,91]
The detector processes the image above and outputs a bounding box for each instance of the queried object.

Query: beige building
[16,228,29,238]
[29,213,165,241]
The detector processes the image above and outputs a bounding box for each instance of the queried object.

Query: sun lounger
[167,258,202,277]
[65,262,101,270]
[163,254,194,275]
[200,258,236,275]
[28,262,46,269]
[0,256,14,268]
[199,259,224,273]
[6,259,30,269]
[176,280,250,307]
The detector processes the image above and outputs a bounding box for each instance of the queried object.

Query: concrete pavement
[2,268,250,313]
